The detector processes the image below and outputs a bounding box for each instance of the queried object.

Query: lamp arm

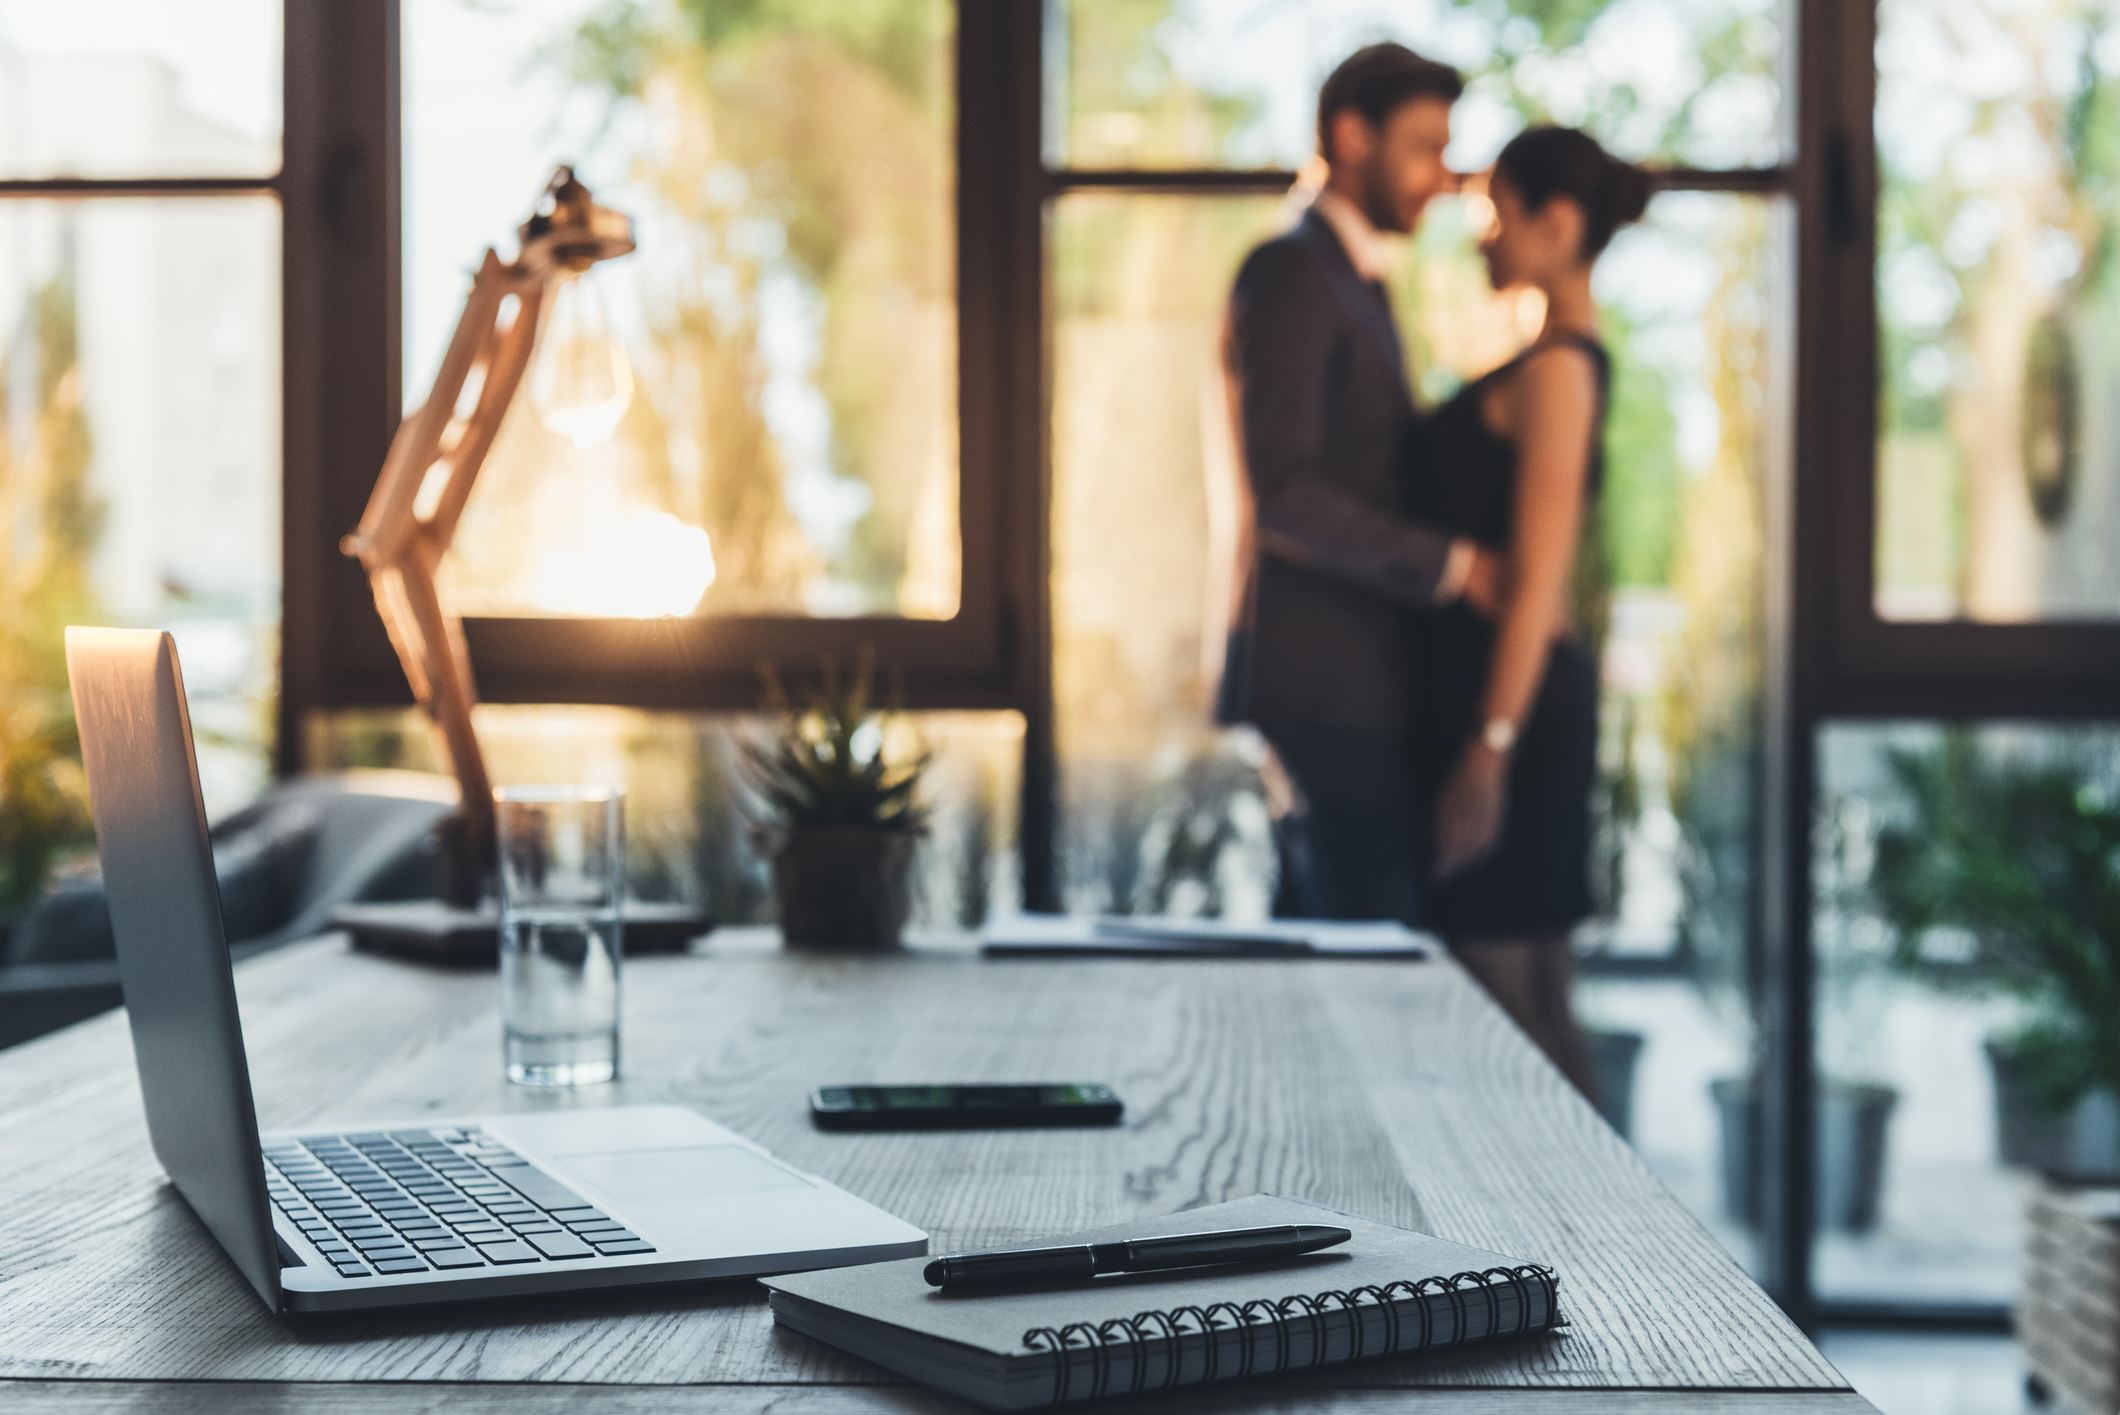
[425,275,547,549]
[342,250,553,896]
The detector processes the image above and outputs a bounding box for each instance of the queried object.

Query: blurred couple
[1216,43,1650,1098]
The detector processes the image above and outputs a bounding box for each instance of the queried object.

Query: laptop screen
[66,626,281,1310]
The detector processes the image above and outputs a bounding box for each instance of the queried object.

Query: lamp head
[518,166,635,274]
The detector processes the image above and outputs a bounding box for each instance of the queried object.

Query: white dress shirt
[1309,187,1399,282]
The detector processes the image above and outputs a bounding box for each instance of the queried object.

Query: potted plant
[1860,733,2120,1408]
[1579,695,1648,1143]
[743,656,928,950]
[1672,707,1900,1233]
[1864,733,2120,1178]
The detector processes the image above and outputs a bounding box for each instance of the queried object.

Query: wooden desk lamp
[340,167,635,903]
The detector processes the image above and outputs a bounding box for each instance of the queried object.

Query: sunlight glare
[529,509,716,618]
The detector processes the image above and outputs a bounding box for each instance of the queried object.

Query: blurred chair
[0,772,457,1050]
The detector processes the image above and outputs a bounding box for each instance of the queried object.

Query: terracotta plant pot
[767,828,916,950]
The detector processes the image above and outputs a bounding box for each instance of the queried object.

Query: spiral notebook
[762,1196,1561,1410]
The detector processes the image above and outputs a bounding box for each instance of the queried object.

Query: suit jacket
[1214,207,1456,732]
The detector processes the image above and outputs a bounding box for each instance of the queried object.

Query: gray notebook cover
[764,1195,1558,1409]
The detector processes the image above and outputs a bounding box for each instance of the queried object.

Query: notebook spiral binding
[1020,1263,1558,1406]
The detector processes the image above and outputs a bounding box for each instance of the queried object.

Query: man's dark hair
[1316,43,1464,164]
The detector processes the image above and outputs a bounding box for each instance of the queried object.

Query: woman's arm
[1433,344,1599,878]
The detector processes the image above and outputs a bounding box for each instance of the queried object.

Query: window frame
[1803,0,2120,722]
[0,32,294,789]
[285,1,1043,741]
[1781,0,2120,1331]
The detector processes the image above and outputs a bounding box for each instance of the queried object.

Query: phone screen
[818,1084,1112,1111]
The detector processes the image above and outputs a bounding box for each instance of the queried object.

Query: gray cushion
[3,776,452,967]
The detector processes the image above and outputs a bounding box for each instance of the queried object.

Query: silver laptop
[65,626,926,1313]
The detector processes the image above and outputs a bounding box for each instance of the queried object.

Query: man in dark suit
[1217,43,1497,924]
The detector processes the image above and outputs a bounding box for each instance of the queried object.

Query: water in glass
[497,785,624,1086]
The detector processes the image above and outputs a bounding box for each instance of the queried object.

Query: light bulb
[530,267,634,448]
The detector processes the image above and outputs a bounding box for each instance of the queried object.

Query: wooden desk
[0,931,1871,1412]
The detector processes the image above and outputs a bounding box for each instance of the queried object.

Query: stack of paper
[979,914,1435,959]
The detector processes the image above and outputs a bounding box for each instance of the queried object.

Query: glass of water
[496,785,624,1086]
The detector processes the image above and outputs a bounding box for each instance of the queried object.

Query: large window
[0,1,284,914]
[292,0,1021,727]
[1807,720,2120,1308]
[0,199,281,816]
[1874,0,2120,622]
[1045,0,1786,1286]
[1778,0,2120,1322]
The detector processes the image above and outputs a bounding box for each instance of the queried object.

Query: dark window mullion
[1049,168,1297,193]
[1653,167,1793,194]
[0,177,281,199]
[282,0,401,774]
[1045,167,1795,197]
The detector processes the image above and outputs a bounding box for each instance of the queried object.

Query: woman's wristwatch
[1477,717,1518,755]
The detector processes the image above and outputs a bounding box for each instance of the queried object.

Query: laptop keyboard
[264,1126,657,1280]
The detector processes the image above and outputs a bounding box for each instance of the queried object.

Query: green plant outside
[0,263,104,923]
[1865,736,2120,1115]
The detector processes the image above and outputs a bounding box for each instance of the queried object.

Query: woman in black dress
[1407,128,1649,1098]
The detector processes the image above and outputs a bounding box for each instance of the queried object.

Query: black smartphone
[809,1083,1123,1131]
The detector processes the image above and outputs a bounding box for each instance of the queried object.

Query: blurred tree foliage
[1875,1,2120,613]
[0,249,104,921]
[1663,200,1769,1028]
[547,0,956,613]
[1055,0,1262,165]
[1451,0,1777,162]
[1047,193,1283,914]
[1599,314,1681,587]
[1056,0,1776,167]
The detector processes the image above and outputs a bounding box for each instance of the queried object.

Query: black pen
[922,1224,1352,1291]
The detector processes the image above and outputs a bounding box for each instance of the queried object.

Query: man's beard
[1359,155,1405,234]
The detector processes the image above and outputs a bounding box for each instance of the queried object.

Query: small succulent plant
[742,653,929,833]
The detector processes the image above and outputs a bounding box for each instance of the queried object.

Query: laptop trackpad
[553,1145,814,1207]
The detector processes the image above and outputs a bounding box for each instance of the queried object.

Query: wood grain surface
[0,1381,1880,1414]
[0,930,1863,1410]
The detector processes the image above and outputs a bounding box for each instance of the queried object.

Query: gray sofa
[0,773,457,1051]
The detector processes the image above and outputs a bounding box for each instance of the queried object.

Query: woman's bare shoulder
[1515,337,1601,388]
[1516,340,1600,423]
[1480,337,1599,439]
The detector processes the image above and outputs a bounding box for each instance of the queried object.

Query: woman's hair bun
[1494,126,1652,260]
[1602,155,1652,231]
